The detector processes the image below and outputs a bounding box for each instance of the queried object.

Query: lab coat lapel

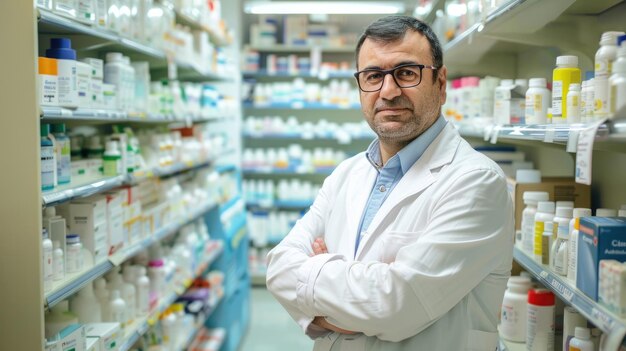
[342,159,377,256]
[355,124,461,260]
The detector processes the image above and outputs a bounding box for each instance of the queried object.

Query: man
[266,15,514,351]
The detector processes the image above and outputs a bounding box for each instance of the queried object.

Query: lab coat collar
[354,123,462,259]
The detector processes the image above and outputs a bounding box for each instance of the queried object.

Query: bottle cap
[573,208,592,218]
[148,259,164,267]
[528,78,546,88]
[110,290,121,300]
[574,326,591,340]
[42,228,49,239]
[105,140,119,154]
[596,208,618,217]
[53,241,61,250]
[500,79,514,86]
[556,201,574,209]
[556,55,578,67]
[600,31,625,46]
[38,57,58,75]
[41,124,50,137]
[46,38,76,60]
[106,52,124,63]
[66,234,80,244]
[528,288,555,306]
[44,206,56,217]
[51,124,66,134]
[523,191,549,205]
[516,169,541,184]
[537,201,555,213]
[507,276,532,289]
[555,207,573,219]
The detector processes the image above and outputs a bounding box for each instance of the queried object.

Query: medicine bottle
[148,259,166,300]
[595,31,625,118]
[52,240,65,281]
[45,38,78,108]
[566,83,581,123]
[569,327,594,351]
[534,201,555,262]
[525,78,550,124]
[551,207,573,275]
[521,191,549,254]
[610,40,626,116]
[563,306,587,351]
[136,266,151,317]
[526,288,555,351]
[109,289,127,331]
[567,208,592,284]
[500,276,532,342]
[38,57,58,107]
[51,124,71,184]
[542,221,554,265]
[103,140,122,176]
[552,56,581,124]
[42,228,53,292]
[65,234,83,273]
[70,281,102,323]
[41,124,56,191]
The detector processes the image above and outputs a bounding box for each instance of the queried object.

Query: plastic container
[103,140,121,176]
[51,124,71,185]
[70,281,102,323]
[148,259,166,300]
[567,208,592,284]
[52,240,65,281]
[65,234,83,274]
[550,207,573,275]
[563,307,588,351]
[94,278,110,320]
[566,83,581,123]
[44,300,78,339]
[108,289,127,331]
[40,124,56,191]
[610,42,626,116]
[521,191,549,253]
[541,221,554,265]
[583,79,595,122]
[42,229,53,292]
[136,266,150,317]
[516,169,541,184]
[525,78,550,124]
[526,289,555,351]
[38,57,59,107]
[46,38,78,108]
[552,56,581,124]
[500,276,532,342]
[595,31,625,118]
[534,201,555,262]
[569,327,594,351]
[597,208,618,217]
[104,52,126,110]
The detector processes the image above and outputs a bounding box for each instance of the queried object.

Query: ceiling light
[244,1,405,15]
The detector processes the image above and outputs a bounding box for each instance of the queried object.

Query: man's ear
[438,65,447,104]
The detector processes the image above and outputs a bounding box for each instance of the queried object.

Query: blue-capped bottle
[46,38,78,109]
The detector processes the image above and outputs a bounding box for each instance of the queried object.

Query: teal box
[576,217,626,301]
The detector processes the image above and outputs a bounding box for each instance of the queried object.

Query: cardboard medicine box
[576,217,626,301]
[85,323,121,351]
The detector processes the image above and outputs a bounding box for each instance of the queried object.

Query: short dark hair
[355,16,443,78]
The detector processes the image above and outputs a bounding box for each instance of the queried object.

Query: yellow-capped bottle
[552,56,581,124]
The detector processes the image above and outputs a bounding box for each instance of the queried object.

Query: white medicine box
[66,196,109,263]
[104,191,124,255]
[85,323,121,351]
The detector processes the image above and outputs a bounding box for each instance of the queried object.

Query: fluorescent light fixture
[244,1,405,15]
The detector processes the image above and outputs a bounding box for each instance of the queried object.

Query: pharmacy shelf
[242,102,360,110]
[45,203,219,309]
[242,70,354,79]
[37,9,230,81]
[215,164,238,174]
[513,246,626,349]
[173,10,231,47]
[42,175,127,207]
[42,157,217,207]
[40,106,228,124]
[180,293,225,350]
[187,327,227,351]
[247,200,313,210]
[243,132,374,142]
[220,196,242,217]
[118,241,224,351]
[244,45,354,53]
[242,167,335,176]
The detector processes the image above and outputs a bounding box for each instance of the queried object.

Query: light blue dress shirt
[354,115,447,255]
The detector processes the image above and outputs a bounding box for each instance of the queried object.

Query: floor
[240,287,314,351]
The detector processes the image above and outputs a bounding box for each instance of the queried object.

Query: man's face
[357,31,447,145]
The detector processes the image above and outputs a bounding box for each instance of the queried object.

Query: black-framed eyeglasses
[353,64,439,92]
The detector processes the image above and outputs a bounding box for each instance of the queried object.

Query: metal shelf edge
[45,260,113,308]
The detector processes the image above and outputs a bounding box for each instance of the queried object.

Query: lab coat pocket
[465,330,498,351]
[380,231,421,264]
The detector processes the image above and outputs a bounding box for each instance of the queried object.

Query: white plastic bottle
[552,206,573,240]
[595,31,625,118]
[569,327,594,351]
[584,78,595,122]
[493,79,514,125]
[42,229,54,292]
[563,306,587,351]
[567,208,592,283]
[610,43,626,116]
[52,241,65,281]
[597,208,618,217]
[94,278,110,321]
[551,207,572,275]
[534,201,555,262]
[69,281,102,323]
[107,269,136,325]
[136,266,150,317]
[104,52,126,110]
[567,83,581,123]
[525,78,550,124]
[103,140,122,176]
[526,289,555,351]
[46,38,78,108]
[541,221,554,265]
[108,289,127,331]
[65,234,83,273]
[500,276,532,342]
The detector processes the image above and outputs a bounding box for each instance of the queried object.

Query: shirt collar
[366,115,447,174]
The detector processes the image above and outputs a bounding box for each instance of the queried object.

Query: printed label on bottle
[552,81,563,118]
[570,347,582,351]
[534,221,545,257]
[41,145,55,188]
[40,75,58,105]
[103,159,119,176]
[542,235,551,265]
[596,60,609,79]
[57,139,71,183]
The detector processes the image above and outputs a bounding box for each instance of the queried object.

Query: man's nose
[379,73,402,100]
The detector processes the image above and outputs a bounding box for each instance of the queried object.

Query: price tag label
[490,125,501,144]
[549,277,573,301]
[540,270,549,279]
[566,130,580,153]
[484,125,494,141]
[592,307,614,331]
[544,127,555,143]
[576,119,606,185]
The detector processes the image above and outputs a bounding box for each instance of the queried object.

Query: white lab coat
[266,123,514,351]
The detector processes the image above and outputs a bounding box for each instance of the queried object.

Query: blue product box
[577,217,626,301]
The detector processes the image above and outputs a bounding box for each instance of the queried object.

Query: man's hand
[312,237,328,255]
[312,316,357,334]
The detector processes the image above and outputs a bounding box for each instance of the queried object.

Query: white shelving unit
[0,1,245,349]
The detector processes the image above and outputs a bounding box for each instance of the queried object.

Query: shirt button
[379,185,386,192]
